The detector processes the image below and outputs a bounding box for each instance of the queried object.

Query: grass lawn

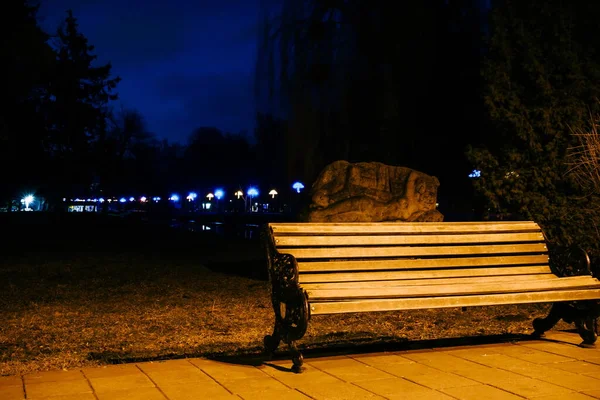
[0,213,568,376]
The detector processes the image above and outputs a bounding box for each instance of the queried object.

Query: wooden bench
[262,221,600,372]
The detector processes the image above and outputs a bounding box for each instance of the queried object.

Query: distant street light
[206,193,214,201]
[22,195,34,210]
[269,189,278,199]
[292,182,305,193]
[235,190,244,199]
[214,189,224,200]
[187,192,197,201]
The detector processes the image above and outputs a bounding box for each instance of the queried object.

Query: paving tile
[308,358,394,382]
[584,357,600,366]
[82,364,142,379]
[292,379,386,399]
[354,376,453,399]
[583,390,600,399]
[89,373,155,393]
[530,393,597,400]
[160,383,237,399]
[25,380,92,399]
[379,390,456,400]
[463,353,600,391]
[190,359,267,381]
[431,364,574,398]
[0,385,25,400]
[0,375,22,387]
[24,370,85,384]
[222,375,291,394]
[541,360,600,376]
[137,361,214,386]
[259,363,344,389]
[442,347,506,360]
[137,359,196,370]
[371,361,445,378]
[29,394,96,400]
[493,344,576,363]
[518,342,598,360]
[304,355,351,362]
[95,387,167,400]
[401,352,493,375]
[238,388,311,400]
[441,384,524,400]
[223,377,312,400]
[470,374,574,398]
[402,371,479,390]
[544,331,585,346]
[349,353,415,366]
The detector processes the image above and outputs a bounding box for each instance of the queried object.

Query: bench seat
[262,221,600,372]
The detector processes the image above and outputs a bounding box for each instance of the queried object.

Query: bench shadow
[204,332,541,372]
[89,329,584,371]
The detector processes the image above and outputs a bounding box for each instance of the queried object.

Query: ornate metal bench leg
[289,341,304,373]
[532,303,566,337]
[575,317,597,348]
[264,322,282,357]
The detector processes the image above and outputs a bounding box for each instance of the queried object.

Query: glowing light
[187,192,197,201]
[140,196,148,203]
[247,187,259,197]
[99,198,105,203]
[206,193,214,200]
[129,197,135,202]
[292,182,305,193]
[22,195,34,210]
[235,190,244,199]
[169,194,180,202]
[214,189,224,200]
[269,189,278,198]
[119,198,127,203]
[468,169,481,178]
[152,196,161,202]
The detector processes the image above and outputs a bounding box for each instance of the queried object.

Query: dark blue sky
[38,0,277,144]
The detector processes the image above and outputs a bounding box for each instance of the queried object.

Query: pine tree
[47,10,120,199]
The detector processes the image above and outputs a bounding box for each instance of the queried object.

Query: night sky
[38,0,277,144]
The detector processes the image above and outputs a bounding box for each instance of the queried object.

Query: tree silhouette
[44,10,120,202]
[0,0,55,208]
[255,0,487,206]
[467,0,600,258]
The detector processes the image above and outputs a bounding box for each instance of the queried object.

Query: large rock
[308,160,443,222]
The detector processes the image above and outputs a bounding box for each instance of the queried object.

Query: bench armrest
[548,245,592,277]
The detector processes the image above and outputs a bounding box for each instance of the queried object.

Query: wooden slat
[270,221,541,234]
[298,255,550,272]
[307,276,600,300]
[275,232,544,247]
[286,243,548,260]
[309,289,600,314]
[301,274,558,290]
[298,266,553,283]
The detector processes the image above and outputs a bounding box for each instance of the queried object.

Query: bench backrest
[267,221,552,286]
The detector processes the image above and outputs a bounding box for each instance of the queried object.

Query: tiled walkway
[2,331,600,399]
